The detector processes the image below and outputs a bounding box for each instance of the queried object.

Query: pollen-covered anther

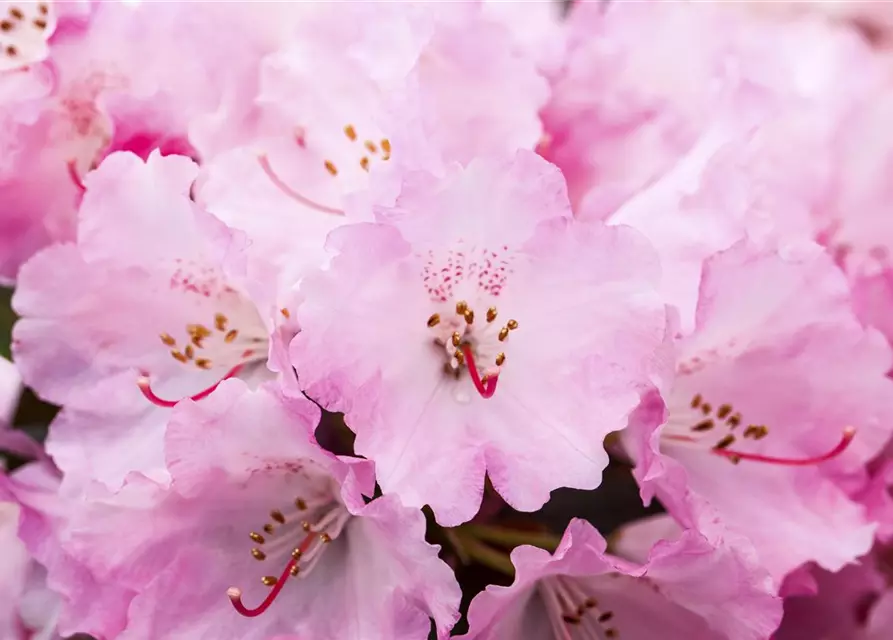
[464,309,474,325]
[456,300,468,315]
[249,532,265,544]
[381,138,391,160]
[451,332,461,347]
[195,358,211,370]
[344,124,357,141]
[359,156,370,172]
[495,352,505,366]
[324,160,338,176]
[487,307,497,322]
[270,510,286,524]
[498,327,509,341]
[295,498,307,511]
[364,140,378,154]
[251,549,266,561]
[261,576,276,587]
[160,333,176,347]
[506,319,519,330]
[214,313,228,332]
[744,425,769,440]
[427,313,440,328]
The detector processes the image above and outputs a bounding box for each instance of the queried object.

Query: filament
[257,155,344,216]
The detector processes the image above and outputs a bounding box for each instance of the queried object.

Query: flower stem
[452,530,516,577]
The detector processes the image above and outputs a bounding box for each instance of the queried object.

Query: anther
[159,333,176,346]
[728,413,741,428]
[562,614,581,624]
[381,139,391,159]
[251,549,266,561]
[605,630,617,638]
[320,533,332,543]
[701,403,712,415]
[225,329,239,343]
[302,521,311,532]
[195,358,211,369]
[270,510,286,524]
[39,4,48,15]
[599,612,614,623]
[455,350,465,365]
[249,532,265,544]
[290,565,300,577]
[365,140,377,153]
[717,404,732,419]
[691,394,702,408]
[261,577,277,587]
[714,435,735,450]
[1,20,11,31]
[184,345,195,360]
[359,157,369,172]
[281,308,290,319]
[487,307,497,322]
[324,160,338,176]
[171,350,188,363]
[692,419,714,432]
[9,8,23,19]
[427,313,440,327]
[452,332,461,347]
[33,18,46,29]
[291,548,302,559]
[464,309,474,325]
[744,425,769,440]
[495,353,505,366]
[456,301,468,315]
[507,319,519,330]
[263,524,275,535]
[498,327,509,341]
[5,45,16,57]
[344,125,357,141]
[295,498,307,511]
[214,313,228,331]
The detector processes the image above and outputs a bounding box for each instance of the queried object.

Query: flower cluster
[2,1,893,639]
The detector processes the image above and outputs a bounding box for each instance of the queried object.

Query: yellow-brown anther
[214,313,228,332]
[701,403,712,415]
[195,358,211,369]
[295,498,307,511]
[320,532,332,543]
[562,614,581,625]
[717,404,732,419]
[251,548,266,561]
[33,18,46,28]
[191,335,204,348]
[598,612,614,623]
[290,564,300,577]
[506,319,519,330]
[427,313,440,328]
[498,327,509,342]
[0,20,10,31]
[291,548,303,559]
[451,332,461,347]
[495,353,505,366]
[481,374,490,385]
[262,576,277,586]
[455,350,465,365]
[381,139,391,159]
[324,160,338,176]
[464,309,474,325]
[691,394,702,408]
[184,345,195,360]
[692,419,714,432]
[744,425,769,440]
[359,156,370,172]
[365,140,378,154]
[714,435,735,450]
[280,307,290,319]
[6,45,16,56]
[160,333,176,346]
[39,4,48,15]
[171,350,188,363]
[728,413,742,428]
[270,510,286,524]
[486,307,497,322]
[263,524,275,535]
[344,125,357,141]
[456,300,468,315]
[225,329,238,343]
[302,521,311,532]
[249,532,265,544]
[9,7,23,19]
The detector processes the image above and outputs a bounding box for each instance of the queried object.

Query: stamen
[257,155,345,216]
[66,160,86,192]
[324,160,338,176]
[136,364,243,408]
[344,125,357,141]
[464,309,474,325]
[460,345,498,399]
[227,531,318,617]
[713,427,856,467]
[427,313,440,328]
[487,307,497,322]
[381,139,391,160]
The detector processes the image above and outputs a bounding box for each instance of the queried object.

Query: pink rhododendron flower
[463,518,781,640]
[0,499,31,638]
[626,240,893,583]
[53,381,460,639]
[291,151,667,526]
[543,0,881,219]
[11,151,281,487]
